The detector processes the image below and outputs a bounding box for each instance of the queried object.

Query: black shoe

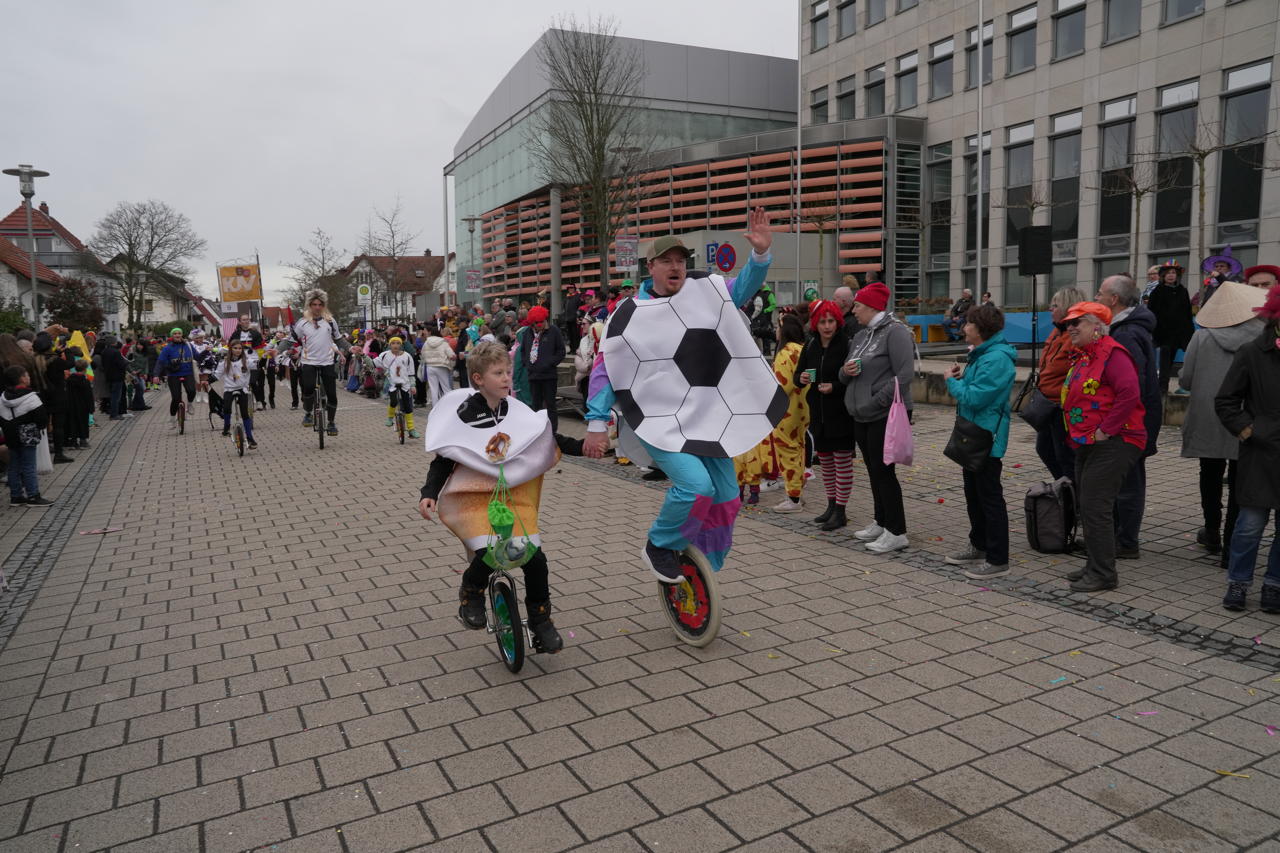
[1196,526,1222,555]
[821,504,848,532]
[9,497,26,506]
[1066,566,1086,582]
[527,600,564,653]
[1068,536,1086,554]
[291,404,299,410]
[25,496,52,507]
[79,441,91,450]
[248,440,258,450]
[1070,573,1117,593]
[222,428,230,437]
[642,540,683,583]
[1117,546,1141,560]
[269,401,276,409]
[326,424,338,436]
[458,583,485,628]
[52,455,73,464]
[641,467,668,482]
[813,500,837,525]
[1223,581,1249,612]
[1261,585,1280,615]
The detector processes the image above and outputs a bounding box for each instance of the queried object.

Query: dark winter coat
[519,323,566,381]
[1108,305,1162,456]
[1215,324,1280,510]
[795,329,856,452]
[1147,282,1194,351]
[101,345,129,382]
[0,387,47,447]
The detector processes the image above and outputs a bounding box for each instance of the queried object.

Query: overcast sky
[1,0,794,302]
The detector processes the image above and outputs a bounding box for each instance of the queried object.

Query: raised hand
[742,206,774,255]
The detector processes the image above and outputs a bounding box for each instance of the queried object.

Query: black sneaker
[641,540,683,584]
[9,497,26,507]
[641,468,668,482]
[1261,585,1280,615]
[25,496,52,507]
[221,428,230,437]
[326,424,338,436]
[1069,573,1117,593]
[1066,566,1086,582]
[52,455,73,464]
[1223,581,1249,612]
[458,583,485,628]
[302,413,313,427]
[1117,546,1141,560]
[248,440,258,450]
[527,600,563,653]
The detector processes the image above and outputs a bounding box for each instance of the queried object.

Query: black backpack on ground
[1025,477,1077,554]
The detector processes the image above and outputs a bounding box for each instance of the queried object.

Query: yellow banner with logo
[218,264,263,302]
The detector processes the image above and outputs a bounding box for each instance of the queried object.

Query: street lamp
[2,164,50,323]
[461,215,482,306]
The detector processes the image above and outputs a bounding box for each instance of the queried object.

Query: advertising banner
[217,265,263,302]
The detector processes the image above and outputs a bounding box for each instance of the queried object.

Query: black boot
[821,504,848,531]
[1196,526,1222,555]
[458,582,485,629]
[526,600,563,653]
[813,499,837,525]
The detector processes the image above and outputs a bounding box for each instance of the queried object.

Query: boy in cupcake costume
[418,342,583,652]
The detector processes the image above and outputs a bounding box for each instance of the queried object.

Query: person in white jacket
[214,341,256,449]
[374,336,419,437]
[416,326,456,406]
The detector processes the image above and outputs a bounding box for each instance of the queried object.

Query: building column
[549,185,562,319]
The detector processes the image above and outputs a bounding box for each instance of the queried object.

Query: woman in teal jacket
[943,303,1017,580]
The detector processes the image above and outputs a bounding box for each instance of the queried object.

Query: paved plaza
[0,391,1277,852]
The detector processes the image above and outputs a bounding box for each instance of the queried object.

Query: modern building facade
[801,0,1280,304]
[445,32,797,300]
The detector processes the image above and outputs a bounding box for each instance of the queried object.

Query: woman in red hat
[839,281,915,553]
[797,300,857,529]
[1060,301,1148,592]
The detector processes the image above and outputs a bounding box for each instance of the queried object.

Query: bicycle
[313,371,328,450]
[389,387,408,444]
[227,390,251,457]
[656,545,723,647]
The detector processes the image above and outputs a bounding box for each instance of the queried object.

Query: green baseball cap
[647,235,693,261]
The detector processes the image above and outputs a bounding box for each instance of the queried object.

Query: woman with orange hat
[1060,302,1148,592]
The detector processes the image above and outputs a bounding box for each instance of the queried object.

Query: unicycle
[313,379,327,449]
[392,388,407,444]
[657,545,723,648]
[486,568,526,673]
[176,399,186,434]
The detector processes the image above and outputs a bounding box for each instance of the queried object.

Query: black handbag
[1018,388,1060,432]
[944,415,995,472]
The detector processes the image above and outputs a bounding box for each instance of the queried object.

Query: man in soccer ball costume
[584,207,780,582]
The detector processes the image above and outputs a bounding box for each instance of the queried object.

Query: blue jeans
[7,445,38,499]
[1226,506,1280,588]
[109,380,125,418]
[641,439,739,570]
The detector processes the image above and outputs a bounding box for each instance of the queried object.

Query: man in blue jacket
[153,328,199,425]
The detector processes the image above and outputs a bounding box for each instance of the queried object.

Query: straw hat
[1195,281,1268,329]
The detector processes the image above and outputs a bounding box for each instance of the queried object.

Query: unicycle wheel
[234,424,245,457]
[657,546,722,647]
[397,413,406,444]
[177,404,185,435]
[489,577,525,672]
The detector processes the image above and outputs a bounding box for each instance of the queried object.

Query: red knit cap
[809,299,843,332]
[528,306,550,323]
[1257,284,1280,322]
[854,281,891,313]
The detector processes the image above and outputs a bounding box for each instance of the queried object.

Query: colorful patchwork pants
[641,439,740,571]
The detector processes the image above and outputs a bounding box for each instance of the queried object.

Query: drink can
[849,357,862,375]
[805,368,817,382]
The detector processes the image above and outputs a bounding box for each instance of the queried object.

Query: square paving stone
[561,784,659,841]
[631,763,729,816]
[1012,786,1123,841]
[707,784,809,840]
[857,785,965,840]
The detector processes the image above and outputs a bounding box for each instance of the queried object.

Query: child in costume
[418,342,582,653]
[374,336,419,438]
[215,341,257,449]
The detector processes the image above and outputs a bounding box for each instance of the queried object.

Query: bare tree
[798,193,839,292]
[1087,152,1179,276]
[527,15,652,313]
[360,199,420,320]
[90,200,206,329]
[283,228,347,309]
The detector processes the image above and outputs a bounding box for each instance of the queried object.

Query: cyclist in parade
[152,327,199,427]
[374,335,419,438]
[289,289,342,436]
[214,340,257,449]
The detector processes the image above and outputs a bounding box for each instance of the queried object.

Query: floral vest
[1060,336,1146,448]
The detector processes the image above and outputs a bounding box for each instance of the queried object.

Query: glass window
[867,0,885,26]
[1007,7,1038,75]
[1051,134,1081,181]
[1223,86,1270,145]
[1052,111,1083,134]
[837,0,856,38]
[965,152,991,254]
[1163,0,1203,23]
[928,142,953,160]
[1104,0,1141,42]
[1158,105,1197,156]
[866,65,886,116]
[1159,79,1199,108]
[897,68,918,110]
[1098,168,1133,236]
[931,37,955,59]
[1226,61,1272,92]
[811,86,830,124]
[1006,143,1035,187]
[1007,122,1035,144]
[1101,95,1136,122]
[1005,269,1033,308]
[930,56,954,100]
[836,75,857,120]
[898,52,918,71]
[1051,133,1081,241]
[899,0,918,8]
[1154,158,1193,230]
[1219,86,1270,224]
[1005,143,1035,251]
[965,23,994,88]
[1053,7,1085,59]
[1052,262,1078,292]
[811,1,830,50]
[867,64,886,82]
[1100,121,1133,170]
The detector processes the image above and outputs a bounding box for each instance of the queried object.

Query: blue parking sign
[706,243,719,266]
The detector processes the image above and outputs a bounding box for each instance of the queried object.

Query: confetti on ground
[937,498,946,504]
[1068,650,1083,656]
[977,587,991,591]
[617,628,629,634]
[1266,726,1277,737]
[1049,676,1068,684]
[1214,770,1250,779]
[1012,463,1023,468]
[1253,636,1262,645]
[827,648,842,653]
[567,631,575,639]
[741,631,751,637]
[1135,711,1160,716]
[1248,688,1257,696]
[78,527,124,535]
[767,653,781,659]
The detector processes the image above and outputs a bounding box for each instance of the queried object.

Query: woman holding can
[839,282,916,553]
[796,300,857,530]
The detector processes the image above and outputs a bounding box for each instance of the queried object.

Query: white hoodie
[215,357,252,393]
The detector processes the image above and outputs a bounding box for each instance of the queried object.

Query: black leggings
[389,387,414,414]
[300,364,338,421]
[1201,458,1240,556]
[854,417,907,535]
[167,374,196,416]
[462,548,549,604]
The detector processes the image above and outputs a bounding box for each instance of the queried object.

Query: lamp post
[2,164,50,323]
[462,215,482,308]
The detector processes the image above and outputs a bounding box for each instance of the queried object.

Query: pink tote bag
[882,378,914,466]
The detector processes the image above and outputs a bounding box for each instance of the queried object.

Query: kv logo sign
[219,266,262,301]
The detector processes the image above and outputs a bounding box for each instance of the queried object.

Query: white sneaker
[853,524,884,541]
[759,479,782,493]
[772,497,803,513]
[804,468,815,481]
[866,531,909,553]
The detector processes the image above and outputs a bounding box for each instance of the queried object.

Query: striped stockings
[816,451,853,506]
